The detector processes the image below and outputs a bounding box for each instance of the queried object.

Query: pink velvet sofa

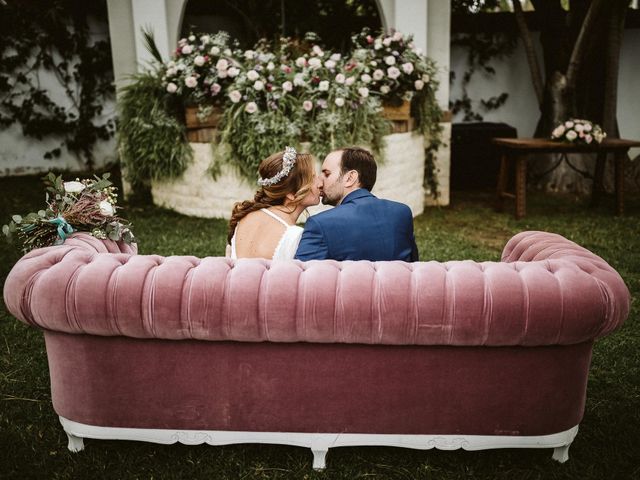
[3,231,629,469]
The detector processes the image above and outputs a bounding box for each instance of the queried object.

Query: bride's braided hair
[227,150,315,244]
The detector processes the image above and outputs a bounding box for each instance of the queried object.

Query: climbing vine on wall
[0,0,115,169]
[450,31,516,121]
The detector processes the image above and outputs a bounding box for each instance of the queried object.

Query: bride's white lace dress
[229,209,303,260]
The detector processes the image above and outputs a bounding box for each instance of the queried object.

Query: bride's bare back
[234,210,289,259]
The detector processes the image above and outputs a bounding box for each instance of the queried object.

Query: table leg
[591,151,607,207]
[615,151,625,215]
[496,153,508,212]
[515,156,527,219]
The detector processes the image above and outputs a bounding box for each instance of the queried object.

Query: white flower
[229,90,242,103]
[216,58,229,71]
[358,87,369,98]
[193,55,205,67]
[245,102,258,113]
[387,67,401,79]
[318,80,330,91]
[63,181,85,194]
[166,82,178,93]
[335,97,345,107]
[422,74,430,83]
[414,79,424,91]
[324,59,336,69]
[217,69,228,79]
[184,76,198,88]
[373,69,384,81]
[312,45,324,56]
[181,45,193,55]
[99,200,115,216]
[335,73,346,84]
[224,48,231,56]
[552,125,566,138]
[330,53,341,61]
[361,74,372,84]
[380,85,390,94]
[295,57,307,68]
[303,100,313,112]
[247,70,260,81]
[188,35,195,42]
[584,123,593,132]
[374,39,382,50]
[244,50,256,60]
[566,130,578,141]
[383,37,392,47]
[227,67,240,77]
[282,81,293,92]
[401,62,414,74]
[370,61,377,67]
[345,76,356,86]
[574,124,584,133]
[293,74,306,86]
[166,67,177,77]
[210,46,220,55]
[308,58,322,69]
[384,56,396,66]
[565,120,574,128]
[393,31,403,41]
[253,80,265,90]
[200,35,211,44]
[267,62,275,71]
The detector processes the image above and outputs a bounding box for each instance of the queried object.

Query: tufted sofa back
[3,231,629,346]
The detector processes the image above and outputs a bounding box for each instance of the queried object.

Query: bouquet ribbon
[48,216,74,244]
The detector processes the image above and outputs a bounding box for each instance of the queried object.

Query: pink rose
[302,100,313,112]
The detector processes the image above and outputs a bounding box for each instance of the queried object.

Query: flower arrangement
[551,119,606,145]
[162,32,242,108]
[123,28,442,191]
[351,28,435,107]
[2,173,135,252]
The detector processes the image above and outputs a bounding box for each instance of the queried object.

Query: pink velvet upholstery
[2,231,630,443]
[4,231,629,346]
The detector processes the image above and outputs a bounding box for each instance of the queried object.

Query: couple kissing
[226,146,419,262]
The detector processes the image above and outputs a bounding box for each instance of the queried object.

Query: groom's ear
[344,169,359,188]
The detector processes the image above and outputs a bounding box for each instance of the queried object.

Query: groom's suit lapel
[339,188,373,206]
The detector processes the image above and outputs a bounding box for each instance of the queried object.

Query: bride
[226,146,321,260]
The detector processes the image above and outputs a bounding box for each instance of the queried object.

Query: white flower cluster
[551,119,606,145]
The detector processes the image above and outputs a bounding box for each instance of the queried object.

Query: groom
[295,147,419,262]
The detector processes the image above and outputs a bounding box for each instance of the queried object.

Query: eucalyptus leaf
[12,215,22,224]
[2,225,9,236]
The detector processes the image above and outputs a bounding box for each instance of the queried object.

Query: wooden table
[492,137,640,219]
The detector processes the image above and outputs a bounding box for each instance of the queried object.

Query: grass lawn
[1,173,638,479]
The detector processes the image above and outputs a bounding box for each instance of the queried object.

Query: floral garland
[2,173,134,252]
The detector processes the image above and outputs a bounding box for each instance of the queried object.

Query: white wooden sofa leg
[552,444,570,463]
[311,448,328,470]
[66,432,85,452]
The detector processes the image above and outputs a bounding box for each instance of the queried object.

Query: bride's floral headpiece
[257,146,297,186]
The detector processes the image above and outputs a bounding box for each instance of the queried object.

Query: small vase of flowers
[551,119,606,145]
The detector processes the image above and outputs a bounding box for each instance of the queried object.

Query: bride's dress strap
[260,208,291,227]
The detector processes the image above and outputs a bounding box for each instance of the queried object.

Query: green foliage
[0,0,115,168]
[117,71,193,187]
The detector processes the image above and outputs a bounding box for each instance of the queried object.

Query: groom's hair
[340,147,377,191]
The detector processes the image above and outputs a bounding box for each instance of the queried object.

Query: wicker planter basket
[185,106,223,142]
[382,100,415,133]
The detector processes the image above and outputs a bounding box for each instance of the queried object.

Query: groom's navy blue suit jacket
[295,189,419,262]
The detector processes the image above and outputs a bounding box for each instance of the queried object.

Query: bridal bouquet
[551,119,606,145]
[2,173,135,252]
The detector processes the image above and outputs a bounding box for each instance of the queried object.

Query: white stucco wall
[0,16,116,177]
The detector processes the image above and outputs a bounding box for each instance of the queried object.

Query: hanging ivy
[0,0,115,169]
